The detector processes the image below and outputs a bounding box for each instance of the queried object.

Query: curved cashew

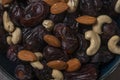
[108,35,120,54]
[93,15,112,34]
[67,0,79,13]
[85,30,101,56]
[52,69,64,80]
[115,0,120,13]
[34,52,43,60]
[11,27,22,45]
[6,36,12,45]
[3,11,15,32]
[30,61,44,70]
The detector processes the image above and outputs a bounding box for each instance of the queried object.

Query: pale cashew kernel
[85,30,101,56]
[115,0,120,13]
[42,20,54,31]
[67,0,79,13]
[52,69,64,80]
[11,27,22,45]
[108,35,120,54]
[3,11,15,32]
[93,15,112,34]
[30,61,44,70]
[34,52,43,60]
[6,36,12,45]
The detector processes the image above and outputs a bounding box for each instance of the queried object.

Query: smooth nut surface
[47,60,67,70]
[43,0,61,6]
[66,58,81,72]
[76,15,97,25]
[44,34,61,47]
[30,61,44,70]
[50,2,69,14]
[6,36,12,45]
[34,52,43,60]
[115,0,120,13]
[18,50,37,62]
[52,69,64,80]
[108,35,120,54]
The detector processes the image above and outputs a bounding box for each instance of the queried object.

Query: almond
[66,58,81,72]
[2,0,12,5]
[50,2,68,14]
[18,50,37,62]
[61,0,68,3]
[43,0,61,6]
[76,15,97,25]
[43,34,61,47]
[47,60,67,70]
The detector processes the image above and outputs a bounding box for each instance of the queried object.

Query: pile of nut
[0,0,120,80]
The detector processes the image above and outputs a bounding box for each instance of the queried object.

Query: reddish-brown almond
[43,0,61,6]
[61,0,68,2]
[50,2,68,14]
[76,15,97,25]
[2,0,12,5]
[43,34,61,47]
[47,60,67,70]
[18,50,37,62]
[66,58,81,72]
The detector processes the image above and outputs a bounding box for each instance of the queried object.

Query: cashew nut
[85,30,101,56]
[34,52,43,60]
[115,0,120,13]
[30,61,44,70]
[52,69,64,80]
[108,35,120,54]
[6,36,12,45]
[3,11,15,32]
[67,0,79,13]
[11,27,22,45]
[42,20,54,31]
[93,15,112,34]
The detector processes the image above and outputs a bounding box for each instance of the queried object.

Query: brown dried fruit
[76,15,97,25]
[18,50,37,62]
[50,2,68,14]
[43,0,61,6]
[2,0,12,5]
[43,34,61,47]
[47,60,67,70]
[66,58,81,72]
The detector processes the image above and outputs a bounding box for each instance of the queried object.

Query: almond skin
[18,50,37,62]
[47,60,67,70]
[43,34,61,47]
[66,58,81,72]
[76,15,97,25]
[43,0,61,6]
[2,0,12,5]
[50,2,68,14]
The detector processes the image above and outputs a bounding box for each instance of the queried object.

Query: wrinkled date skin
[43,46,69,62]
[91,46,115,65]
[79,0,103,16]
[10,1,49,27]
[101,21,120,45]
[34,65,53,80]
[15,64,33,80]
[73,34,90,63]
[22,25,48,52]
[7,45,24,62]
[54,23,78,54]
[64,64,98,80]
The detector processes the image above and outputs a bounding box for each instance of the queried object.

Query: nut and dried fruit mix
[0,0,120,80]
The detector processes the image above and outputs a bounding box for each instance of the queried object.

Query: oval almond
[76,15,97,25]
[50,2,68,14]
[18,50,37,62]
[66,58,81,72]
[43,0,61,6]
[43,34,61,47]
[47,60,67,70]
